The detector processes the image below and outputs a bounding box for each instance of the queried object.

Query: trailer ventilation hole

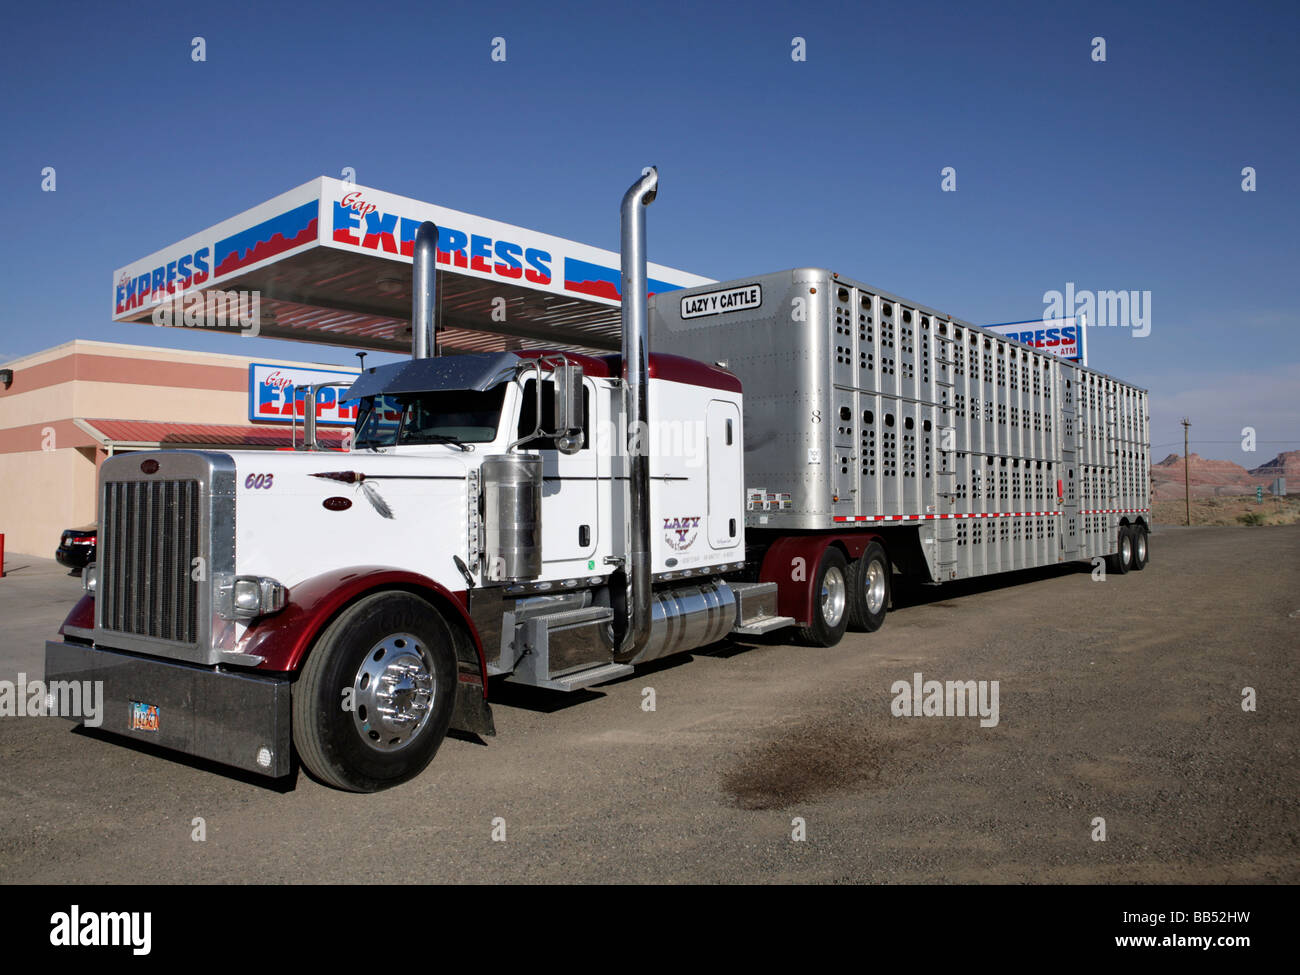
[863,410,874,424]
[838,287,850,303]
[902,309,913,323]
[840,406,851,421]
[904,416,914,429]
[885,413,895,427]
[923,419,932,431]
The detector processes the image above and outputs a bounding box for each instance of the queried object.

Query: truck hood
[225,449,473,593]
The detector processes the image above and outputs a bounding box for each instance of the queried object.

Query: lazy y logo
[333,192,552,285]
[663,516,700,551]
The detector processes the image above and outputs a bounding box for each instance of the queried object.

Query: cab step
[728,581,794,636]
[526,661,634,692]
[504,604,622,691]
[731,615,794,636]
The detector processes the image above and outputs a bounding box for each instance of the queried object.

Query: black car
[55,525,97,572]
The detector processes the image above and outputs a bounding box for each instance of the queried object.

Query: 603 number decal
[244,473,275,489]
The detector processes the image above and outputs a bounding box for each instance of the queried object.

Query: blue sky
[1,0,1296,462]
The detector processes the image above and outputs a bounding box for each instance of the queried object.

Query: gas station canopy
[112,177,713,355]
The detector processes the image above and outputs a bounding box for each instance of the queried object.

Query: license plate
[129,701,159,732]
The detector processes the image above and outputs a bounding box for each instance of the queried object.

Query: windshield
[354,386,507,447]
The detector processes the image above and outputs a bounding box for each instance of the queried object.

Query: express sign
[249,363,360,426]
[113,177,712,326]
[982,317,1086,364]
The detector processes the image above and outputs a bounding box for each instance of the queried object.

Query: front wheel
[293,591,457,792]
[847,541,890,632]
[797,547,850,647]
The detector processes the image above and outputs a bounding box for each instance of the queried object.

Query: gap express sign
[982,317,1086,364]
[249,364,360,426]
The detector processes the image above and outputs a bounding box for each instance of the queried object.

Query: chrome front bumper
[44,640,292,777]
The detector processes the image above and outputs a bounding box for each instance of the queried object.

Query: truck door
[516,377,600,564]
[706,400,742,549]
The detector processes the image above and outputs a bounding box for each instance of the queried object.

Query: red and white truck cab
[46,169,786,791]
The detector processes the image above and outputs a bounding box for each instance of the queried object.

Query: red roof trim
[83,418,349,448]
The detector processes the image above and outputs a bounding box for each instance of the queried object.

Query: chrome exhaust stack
[615,167,658,662]
[412,221,439,359]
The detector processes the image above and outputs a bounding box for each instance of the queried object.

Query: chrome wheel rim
[865,559,886,615]
[1121,534,1132,564]
[821,566,847,628]
[1135,532,1147,562]
[351,632,436,752]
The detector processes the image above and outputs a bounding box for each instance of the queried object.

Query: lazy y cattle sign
[249,363,360,426]
[680,284,763,319]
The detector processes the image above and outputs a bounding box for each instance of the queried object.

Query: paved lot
[1,526,1296,884]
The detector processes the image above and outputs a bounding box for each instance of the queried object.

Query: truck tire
[847,541,890,632]
[1130,525,1149,570]
[797,547,850,647]
[1107,527,1132,576]
[293,591,457,792]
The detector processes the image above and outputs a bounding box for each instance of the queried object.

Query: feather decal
[361,480,394,519]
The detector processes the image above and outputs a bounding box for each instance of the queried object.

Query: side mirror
[552,363,584,454]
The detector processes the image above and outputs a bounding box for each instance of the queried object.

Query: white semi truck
[46,169,1150,791]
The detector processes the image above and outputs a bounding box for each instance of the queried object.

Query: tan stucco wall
[0,446,97,559]
[0,339,352,557]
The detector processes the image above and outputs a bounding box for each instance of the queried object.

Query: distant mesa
[1247,449,1300,480]
[1150,450,1293,500]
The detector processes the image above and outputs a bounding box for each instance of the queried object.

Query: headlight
[229,576,287,620]
[82,564,97,593]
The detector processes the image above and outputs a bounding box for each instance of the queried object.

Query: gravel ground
[0,525,1296,884]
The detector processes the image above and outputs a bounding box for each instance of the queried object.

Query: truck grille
[99,479,202,644]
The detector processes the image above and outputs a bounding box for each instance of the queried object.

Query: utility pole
[1181,418,1191,526]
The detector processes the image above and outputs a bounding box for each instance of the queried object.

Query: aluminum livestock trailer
[650,268,1150,642]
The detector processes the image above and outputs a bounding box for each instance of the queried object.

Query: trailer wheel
[1107,527,1132,576]
[1130,526,1149,570]
[847,542,890,632]
[797,547,850,647]
[293,591,457,792]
